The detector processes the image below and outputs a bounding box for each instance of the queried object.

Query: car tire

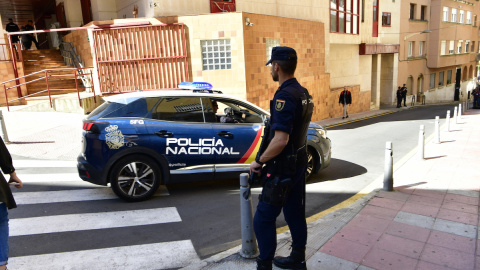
[110,155,162,202]
[306,147,318,180]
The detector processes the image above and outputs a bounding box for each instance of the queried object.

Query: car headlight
[315,128,327,139]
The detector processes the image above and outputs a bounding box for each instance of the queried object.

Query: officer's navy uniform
[254,76,313,263]
[5,20,20,44]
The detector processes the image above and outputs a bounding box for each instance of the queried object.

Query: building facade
[398,0,480,104]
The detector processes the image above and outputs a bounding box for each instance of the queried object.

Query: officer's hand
[8,172,23,188]
[250,161,263,175]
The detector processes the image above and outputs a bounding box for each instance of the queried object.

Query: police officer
[250,46,313,270]
[5,18,20,47]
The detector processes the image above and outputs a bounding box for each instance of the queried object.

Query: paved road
[5,104,460,269]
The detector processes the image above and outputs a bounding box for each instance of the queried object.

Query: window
[467,11,472,24]
[441,40,447,55]
[408,41,414,57]
[430,73,435,89]
[472,41,475,52]
[382,12,391,26]
[447,70,452,84]
[206,98,263,124]
[201,39,231,71]
[457,40,463,53]
[330,0,360,34]
[443,7,449,22]
[460,10,465,23]
[266,39,281,62]
[466,40,470,52]
[449,40,455,54]
[154,97,205,122]
[421,6,427,21]
[419,41,424,56]
[452,8,457,22]
[439,71,444,86]
[410,4,416,20]
[474,15,477,26]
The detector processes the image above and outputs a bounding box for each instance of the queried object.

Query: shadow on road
[308,158,367,184]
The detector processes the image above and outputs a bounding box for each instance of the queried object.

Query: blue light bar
[178,82,213,90]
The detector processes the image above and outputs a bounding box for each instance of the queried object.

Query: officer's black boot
[273,247,307,270]
[256,258,272,270]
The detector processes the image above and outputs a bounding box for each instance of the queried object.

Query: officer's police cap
[266,46,297,66]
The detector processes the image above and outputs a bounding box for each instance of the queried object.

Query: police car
[77,82,331,201]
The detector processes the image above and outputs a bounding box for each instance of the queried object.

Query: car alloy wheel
[110,155,161,202]
[306,147,316,180]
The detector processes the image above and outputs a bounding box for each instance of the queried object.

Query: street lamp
[403,29,432,41]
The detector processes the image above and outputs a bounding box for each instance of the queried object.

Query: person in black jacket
[396,86,403,108]
[401,84,408,107]
[24,20,40,50]
[0,136,22,270]
[5,18,20,47]
[339,86,352,119]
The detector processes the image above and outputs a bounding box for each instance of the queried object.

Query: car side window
[205,98,264,124]
[152,97,205,122]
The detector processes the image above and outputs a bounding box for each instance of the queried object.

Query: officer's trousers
[253,167,307,261]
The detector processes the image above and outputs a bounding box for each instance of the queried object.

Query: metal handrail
[1,67,96,111]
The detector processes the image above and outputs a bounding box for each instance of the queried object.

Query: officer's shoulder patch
[275,99,286,111]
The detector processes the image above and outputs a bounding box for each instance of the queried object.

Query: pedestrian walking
[250,46,313,270]
[401,84,408,107]
[473,87,480,109]
[24,20,39,50]
[0,136,23,270]
[338,86,352,119]
[5,18,20,47]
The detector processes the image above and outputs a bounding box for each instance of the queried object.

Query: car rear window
[87,98,159,120]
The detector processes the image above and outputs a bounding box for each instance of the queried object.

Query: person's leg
[342,104,347,118]
[254,200,282,261]
[282,170,307,249]
[0,203,9,269]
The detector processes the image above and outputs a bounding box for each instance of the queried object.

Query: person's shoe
[346,115,349,118]
[273,248,307,270]
[256,258,272,270]
[342,116,345,119]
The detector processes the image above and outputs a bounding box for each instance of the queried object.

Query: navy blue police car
[77,83,331,201]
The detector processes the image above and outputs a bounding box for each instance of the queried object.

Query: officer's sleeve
[271,91,297,134]
[0,136,15,174]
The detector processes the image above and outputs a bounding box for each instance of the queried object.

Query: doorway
[454,67,461,101]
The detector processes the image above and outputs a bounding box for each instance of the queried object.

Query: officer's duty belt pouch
[259,175,292,207]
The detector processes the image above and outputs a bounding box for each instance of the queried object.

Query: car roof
[102,90,270,115]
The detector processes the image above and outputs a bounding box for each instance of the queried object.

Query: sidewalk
[185,105,480,269]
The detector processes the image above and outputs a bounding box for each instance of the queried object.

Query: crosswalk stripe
[13,159,78,168]
[8,240,202,270]
[10,207,181,236]
[18,173,81,182]
[13,186,170,204]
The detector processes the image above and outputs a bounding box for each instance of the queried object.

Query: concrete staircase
[23,49,79,98]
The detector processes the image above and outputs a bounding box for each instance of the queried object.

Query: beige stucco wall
[57,0,83,27]
[155,13,246,99]
[91,0,119,21]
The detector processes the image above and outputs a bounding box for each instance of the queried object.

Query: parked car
[77,86,331,201]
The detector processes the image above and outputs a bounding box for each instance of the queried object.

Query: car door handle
[155,130,173,138]
[217,131,233,138]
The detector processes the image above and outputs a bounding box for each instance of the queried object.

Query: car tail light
[83,122,107,133]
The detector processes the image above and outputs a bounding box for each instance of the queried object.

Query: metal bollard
[239,173,259,258]
[418,125,425,160]
[383,142,393,191]
[453,106,458,124]
[446,110,450,132]
[434,116,440,144]
[459,104,462,119]
[0,111,9,143]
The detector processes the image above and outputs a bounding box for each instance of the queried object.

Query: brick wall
[242,13,369,121]
[63,29,93,67]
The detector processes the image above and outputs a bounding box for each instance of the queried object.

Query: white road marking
[17,173,82,183]
[13,159,78,168]
[13,185,170,204]
[10,207,181,236]
[8,240,201,270]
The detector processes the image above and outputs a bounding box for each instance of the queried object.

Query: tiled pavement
[312,108,480,270]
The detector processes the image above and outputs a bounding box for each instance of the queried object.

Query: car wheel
[110,155,162,202]
[306,147,317,180]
